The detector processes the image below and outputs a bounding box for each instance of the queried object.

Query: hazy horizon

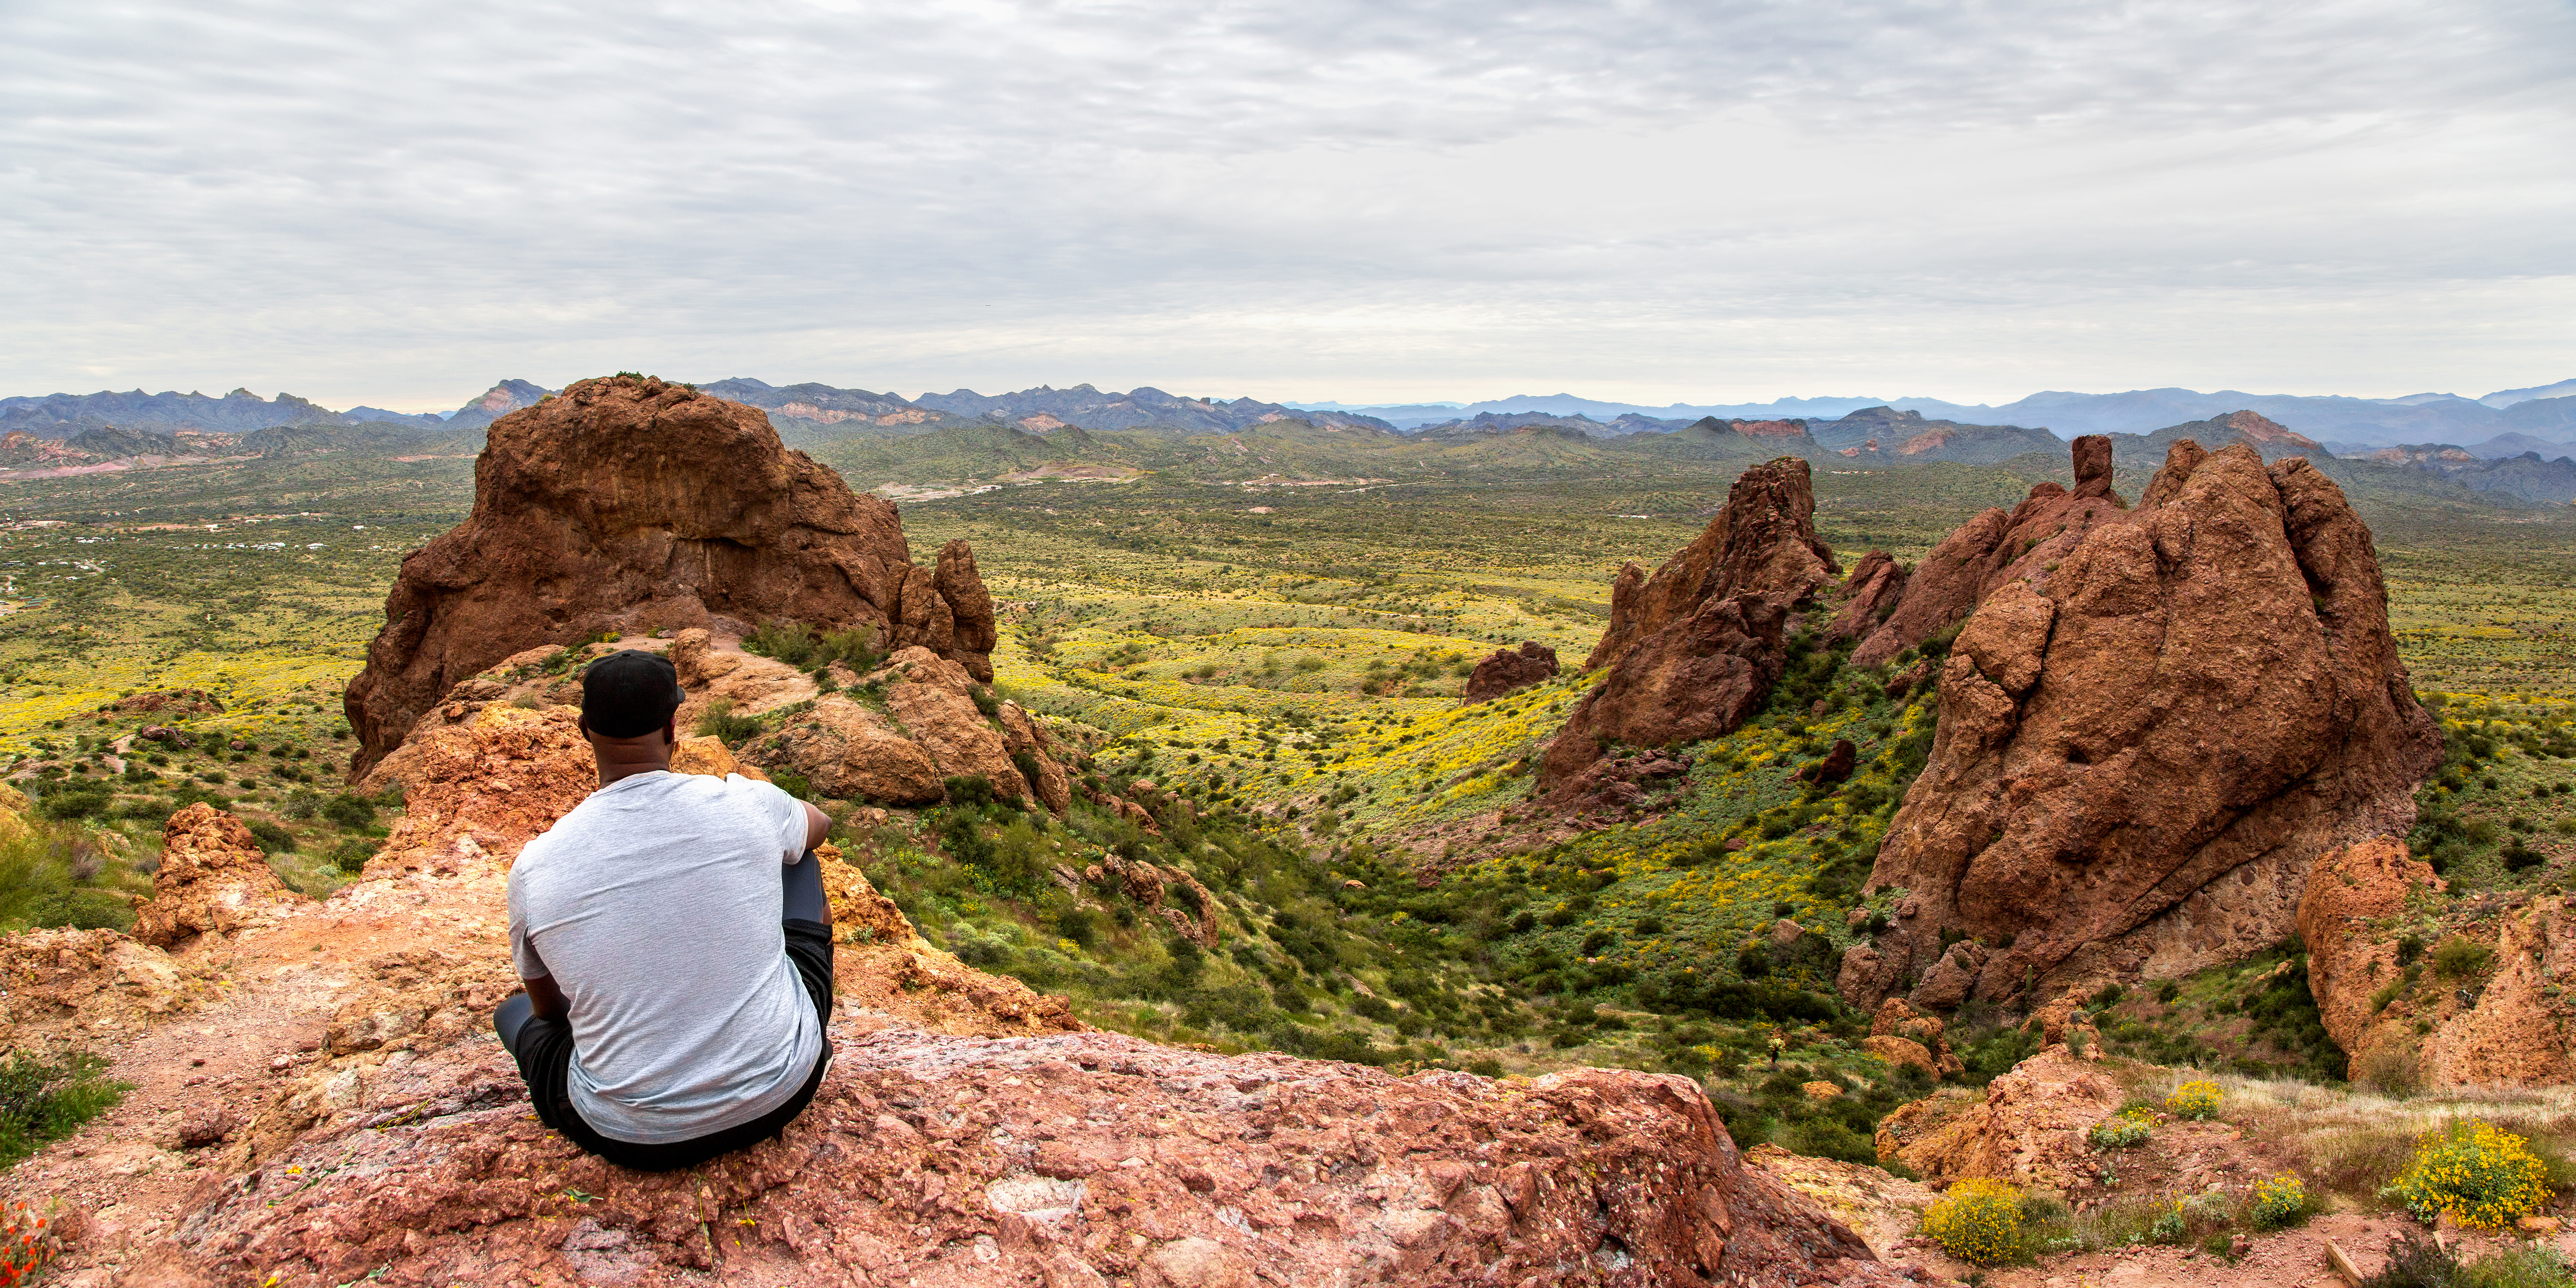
[7,1,2571,411]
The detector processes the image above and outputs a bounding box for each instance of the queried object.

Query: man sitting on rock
[493,650,835,1171]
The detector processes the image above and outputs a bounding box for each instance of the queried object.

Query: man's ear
[576,713,592,741]
[661,715,679,748]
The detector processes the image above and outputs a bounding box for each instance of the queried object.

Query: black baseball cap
[580,649,684,738]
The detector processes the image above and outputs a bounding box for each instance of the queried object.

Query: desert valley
[0,372,2572,1285]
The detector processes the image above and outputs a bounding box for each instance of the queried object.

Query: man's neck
[594,745,672,787]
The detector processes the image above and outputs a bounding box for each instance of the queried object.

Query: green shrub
[692,700,763,744]
[1922,1178,2027,1265]
[2089,1108,2154,1150]
[35,787,110,821]
[244,819,296,853]
[321,793,377,830]
[2433,936,2495,980]
[0,1050,127,1167]
[2381,1121,2552,1229]
[2250,1172,2312,1229]
[742,620,819,668]
[2164,1079,2223,1120]
[331,836,378,874]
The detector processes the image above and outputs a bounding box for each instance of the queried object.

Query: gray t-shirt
[508,770,824,1144]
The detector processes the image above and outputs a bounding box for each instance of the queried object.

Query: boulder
[1461,641,1560,703]
[670,627,816,728]
[344,374,997,778]
[747,696,946,806]
[873,649,1030,802]
[1848,434,2127,669]
[0,926,190,1045]
[363,705,601,880]
[1871,1046,2119,1187]
[1542,459,1833,792]
[1797,739,1857,785]
[133,804,309,947]
[1844,442,2442,1012]
[1866,997,1962,1077]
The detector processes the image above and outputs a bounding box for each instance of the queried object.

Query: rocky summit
[1540,457,1836,794]
[343,375,998,778]
[1840,439,2442,1012]
[0,722,1911,1288]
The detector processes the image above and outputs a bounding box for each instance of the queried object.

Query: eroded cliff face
[343,374,997,778]
[1841,441,2441,1012]
[1540,458,1836,793]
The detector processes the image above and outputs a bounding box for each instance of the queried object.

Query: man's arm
[801,800,829,854]
[524,972,568,1022]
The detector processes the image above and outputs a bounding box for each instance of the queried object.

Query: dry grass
[2138,1066,2576,1209]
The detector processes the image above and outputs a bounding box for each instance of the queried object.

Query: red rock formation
[155,1037,1904,1287]
[1581,459,1836,673]
[1871,1046,2119,1187]
[132,804,308,947]
[2298,836,2442,1079]
[1841,441,2441,1012]
[1798,739,1857,785]
[343,374,998,778]
[1824,550,1908,644]
[1848,434,2125,669]
[1462,641,1560,703]
[1542,459,1834,792]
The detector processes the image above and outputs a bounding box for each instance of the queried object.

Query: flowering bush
[2250,1173,2310,1229]
[2164,1079,2223,1121]
[0,1202,55,1287]
[1922,1178,2028,1265]
[2381,1121,2552,1229]
[2088,1107,2154,1150]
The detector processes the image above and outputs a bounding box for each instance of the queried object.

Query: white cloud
[2,0,2571,407]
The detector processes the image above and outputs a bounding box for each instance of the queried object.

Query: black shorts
[499,918,834,1172]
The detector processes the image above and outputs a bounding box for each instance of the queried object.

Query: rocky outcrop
[132,804,309,947]
[729,646,1074,811]
[1580,459,1835,674]
[2298,836,2439,1078]
[748,695,947,805]
[1542,459,1835,791]
[18,688,1914,1288]
[344,374,999,778]
[1085,853,1223,948]
[1823,550,1908,645]
[0,927,191,1047]
[151,1037,1907,1288]
[1843,441,2442,1012]
[362,704,601,881]
[2316,884,2576,1091]
[1462,641,1560,703]
[1871,1046,2118,1187]
[1862,998,1962,1078]
[1848,434,2125,669]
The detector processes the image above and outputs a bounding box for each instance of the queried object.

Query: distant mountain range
[8,373,2572,449]
[1288,381,2576,444]
[8,374,2576,509]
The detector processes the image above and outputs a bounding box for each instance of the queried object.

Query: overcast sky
[4,1,2571,411]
